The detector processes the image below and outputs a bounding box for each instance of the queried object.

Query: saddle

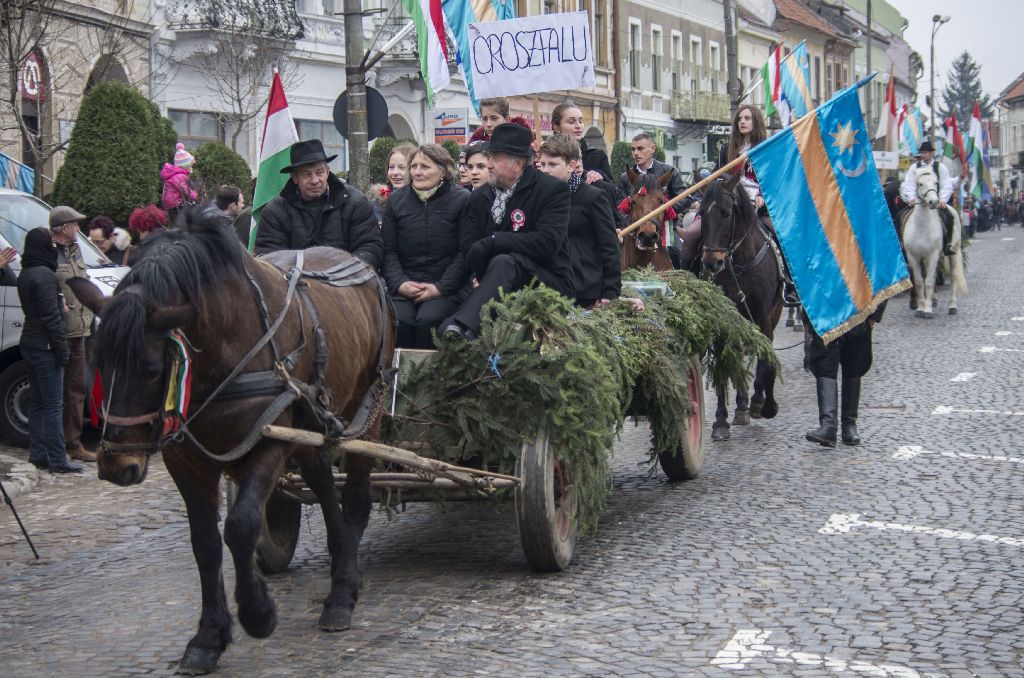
[898,206,958,255]
[261,247,378,288]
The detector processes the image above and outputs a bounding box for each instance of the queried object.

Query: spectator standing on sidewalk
[17,227,81,473]
[50,206,96,463]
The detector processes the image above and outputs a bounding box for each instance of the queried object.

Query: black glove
[466,236,496,278]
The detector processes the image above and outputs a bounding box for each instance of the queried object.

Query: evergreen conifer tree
[940,52,994,129]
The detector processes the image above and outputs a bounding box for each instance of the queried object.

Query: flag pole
[619,155,746,238]
[738,40,806,106]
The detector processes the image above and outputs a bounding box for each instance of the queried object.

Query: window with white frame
[629,20,642,89]
[651,26,663,92]
[689,36,702,88]
[168,109,223,151]
[671,32,683,94]
[709,42,720,94]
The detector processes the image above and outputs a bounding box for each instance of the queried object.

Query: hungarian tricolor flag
[403,0,451,104]
[966,102,992,200]
[760,44,782,119]
[942,115,966,165]
[249,69,299,252]
[874,66,898,152]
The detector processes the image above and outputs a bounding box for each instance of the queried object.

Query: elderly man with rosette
[441,123,574,340]
[254,139,383,268]
[899,140,956,254]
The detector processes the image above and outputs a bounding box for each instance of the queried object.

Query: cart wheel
[658,354,707,481]
[515,426,577,572]
[225,479,301,575]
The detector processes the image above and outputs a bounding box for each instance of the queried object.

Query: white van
[0,188,131,446]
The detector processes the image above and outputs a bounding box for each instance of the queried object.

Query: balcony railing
[168,0,304,39]
[670,90,731,124]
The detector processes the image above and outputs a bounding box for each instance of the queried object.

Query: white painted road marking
[711,629,931,676]
[995,331,1020,336]
[893,444,1024,465]
[979,346,1024,354]
[1013,317,1024,322]
[819,513,1024,547]
[949,372,976,382]
[933,405,1024,416]
[1001,237,1016,241]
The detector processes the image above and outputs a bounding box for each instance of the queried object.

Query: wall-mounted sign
[20,52,46,103]
[433,108,468,145]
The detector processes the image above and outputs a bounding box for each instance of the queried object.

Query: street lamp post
[930,14,950,142]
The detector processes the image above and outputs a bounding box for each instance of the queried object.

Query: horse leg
[712,383,731,441]
[296,449,366,631]
[223,448,287,640]
[749,374,764,419]
[733,382,750,425]
[757,358,779,419]
[922,251,939,318]
[163,453,233,675]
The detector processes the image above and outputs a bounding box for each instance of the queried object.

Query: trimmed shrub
[654,146,666,162]
[53,82,159,223]
[369,136,418,184]
[610,141,631,181]
[147,100,179,166]
[192,142,253,203]
[441,140,461,165]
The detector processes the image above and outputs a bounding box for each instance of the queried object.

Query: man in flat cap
[49,205,95,462]
[254,139,383,269]
[442,123,574,340]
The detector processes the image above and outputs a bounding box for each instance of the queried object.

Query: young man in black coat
[254,139,383,269]
[538,134,620,308]
[442,124,574,340]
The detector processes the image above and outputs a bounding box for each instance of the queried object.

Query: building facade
[0,0,152,195]
[996,74,1024,195]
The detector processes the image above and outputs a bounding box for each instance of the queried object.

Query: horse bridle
[700,193,771,321]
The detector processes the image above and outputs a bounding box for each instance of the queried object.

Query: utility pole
[344,0,369,191]
[723,0,740,115]
[865,0,872,133]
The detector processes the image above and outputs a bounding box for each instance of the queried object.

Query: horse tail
[951,249,968,297]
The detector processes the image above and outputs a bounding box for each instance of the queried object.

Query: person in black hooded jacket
[17,227,81,473]
[382,144,473,348]
[254,139,383,269]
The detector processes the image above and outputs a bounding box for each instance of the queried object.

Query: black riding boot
[806,377,838,447]
[841,378,862,446]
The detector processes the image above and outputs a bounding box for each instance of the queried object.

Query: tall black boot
[841,378,862,445]
[805,377,838,447]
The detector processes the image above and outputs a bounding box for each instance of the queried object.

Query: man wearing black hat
[254,139,383,269]
[899,140,956,254]
[441,123,574,340]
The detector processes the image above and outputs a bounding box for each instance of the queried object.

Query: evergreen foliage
[941,52,994,129]
[369,136,418,184]
[610,141,631,179]
[441,140,461,164]
[52,82,160,223]
[385,271,776,533]
[147,100,179,165]
[192,142,254,203]
[654,146,666,162]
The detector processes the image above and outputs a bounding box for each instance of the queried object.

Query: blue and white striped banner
[0,153,35,193]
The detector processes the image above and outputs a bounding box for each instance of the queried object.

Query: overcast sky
[896,0,1021,114]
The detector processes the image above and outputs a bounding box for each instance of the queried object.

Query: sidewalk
[0,445,45,499]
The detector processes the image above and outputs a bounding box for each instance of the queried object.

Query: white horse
[901,166,967,318]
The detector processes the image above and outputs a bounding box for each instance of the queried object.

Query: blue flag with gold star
[747,81,911,343]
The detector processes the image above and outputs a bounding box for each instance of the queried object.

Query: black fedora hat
[281,139,338,173]
[918,140,935,153]
[487,123,534,158]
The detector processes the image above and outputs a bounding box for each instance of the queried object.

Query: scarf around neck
[568,171,583,195]
[414,182,443,203]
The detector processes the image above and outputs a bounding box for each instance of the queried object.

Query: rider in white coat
[900,141,956,253]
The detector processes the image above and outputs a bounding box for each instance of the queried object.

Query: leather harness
[101,251,396,461]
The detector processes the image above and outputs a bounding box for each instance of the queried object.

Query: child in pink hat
[161,142,198,219]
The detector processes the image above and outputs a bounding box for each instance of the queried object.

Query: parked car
[0,188,131,446]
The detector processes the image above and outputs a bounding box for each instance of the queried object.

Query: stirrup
[783,282,800,307]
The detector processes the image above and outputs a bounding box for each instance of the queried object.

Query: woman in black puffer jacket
[17,228,81,473]
[382,144,473,348]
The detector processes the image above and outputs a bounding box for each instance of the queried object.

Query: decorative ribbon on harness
[161,330,192,436]
[90,369,104,428]
[618,194,677,247]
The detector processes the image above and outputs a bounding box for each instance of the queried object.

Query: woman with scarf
[537,134,620,308]
[381,144,473,348]
[17,228,82,473]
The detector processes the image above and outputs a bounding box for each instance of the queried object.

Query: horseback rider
[899,141,956,255]
[618,132,693,268]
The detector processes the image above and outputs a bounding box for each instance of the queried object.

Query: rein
[701,196,772,321]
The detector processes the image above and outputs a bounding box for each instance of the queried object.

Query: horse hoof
[238,599,278,639]
[909,298,917,309]
[711,427,731,442]
[924,312,935,320]
[319,605,353,632]
[915,310,926,318]
[178,646,221,676]
[948,307,958,315]
[792,323,802,332]
[733,410,750,426]
[749,403,763,419]
[760,401,779,419]
[785,317,794,327]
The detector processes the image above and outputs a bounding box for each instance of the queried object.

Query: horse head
[67,211,243,486]
[625,168,672,252]
[700,171,756,275]
[916,166,940,209]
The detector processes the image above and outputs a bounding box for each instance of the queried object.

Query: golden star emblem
[830,121,859,156]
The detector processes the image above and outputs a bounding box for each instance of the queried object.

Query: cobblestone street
[1,229,1022,677]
